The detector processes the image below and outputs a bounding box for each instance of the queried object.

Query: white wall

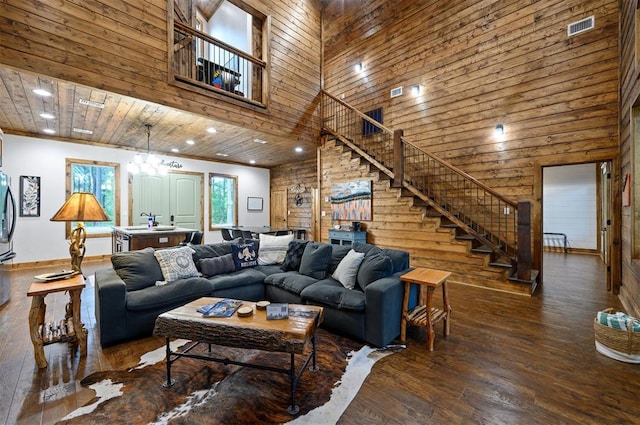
[1,134,270,265]
[543,163,597,250]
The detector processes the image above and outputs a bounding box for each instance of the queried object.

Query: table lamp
[50,192,110,275]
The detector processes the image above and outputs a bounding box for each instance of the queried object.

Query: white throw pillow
[332,249,365,289]
[153,246,199,282]
[257,233,294,265]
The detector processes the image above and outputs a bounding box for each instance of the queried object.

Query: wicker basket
[593,308,640,356]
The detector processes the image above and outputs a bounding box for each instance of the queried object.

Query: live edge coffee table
[153,297,324,415]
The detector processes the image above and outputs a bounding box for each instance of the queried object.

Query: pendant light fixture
[127,124,168,175]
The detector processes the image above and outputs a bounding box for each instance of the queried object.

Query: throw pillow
[231,242,258,270]
[356,252,393,291]
[257,233,294,265]
[199,253,236,277]
[111,247,164,291]
[299,242,332,280]
[280,240,310,271]
[332,249,365,289]
[153,246,200,282]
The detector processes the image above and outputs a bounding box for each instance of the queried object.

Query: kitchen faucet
[140,212,158,226]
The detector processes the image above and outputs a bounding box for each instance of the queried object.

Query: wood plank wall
[321,0,620,288]
[619,1,640,318]
[270,158,317,237]
[0,0,322,156]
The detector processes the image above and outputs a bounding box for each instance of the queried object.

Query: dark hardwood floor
[1,253,639,424]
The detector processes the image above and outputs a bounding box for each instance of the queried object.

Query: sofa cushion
[207,267,266,292]
[382,248,410,273]
[257,233,294,265]
[280,240,310,272]
[332,249,365,289]
[199,253,235,277]
[191,243,233,265]
[356,252,393,291]
[353,242,383,257]
[231,242,258,270]
[299,242,332,279]
[327,244,352,274]
[126,277,213,311]
[154,246,200,282]
[301,279,366,312]
[112,247,164,291]
[264,271,319,295]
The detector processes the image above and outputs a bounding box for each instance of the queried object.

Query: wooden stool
[27,274,87,368]
[400,268,452,351]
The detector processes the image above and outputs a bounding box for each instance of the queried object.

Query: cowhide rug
[57,330,396,425]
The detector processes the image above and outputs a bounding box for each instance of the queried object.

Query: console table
[328,229,366,246]
[27,274,87,368]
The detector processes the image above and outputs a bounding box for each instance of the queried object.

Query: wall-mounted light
[494,124,505,141]
[354,62,363,72]
[410,84,421,96]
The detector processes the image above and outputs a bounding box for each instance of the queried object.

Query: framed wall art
[247,196,263,211]
[330,180,372,221]
[19,175,41,217]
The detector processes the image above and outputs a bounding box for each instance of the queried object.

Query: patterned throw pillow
[280,240,310,271]
[199,253,236,277]
[153,246,200,282]
[231,242,258,270]
[257,233,294,265]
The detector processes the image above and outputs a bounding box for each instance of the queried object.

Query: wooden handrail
[174,21,267,68]
[321,90,517,209]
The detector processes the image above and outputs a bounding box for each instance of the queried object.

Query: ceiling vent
[567,16,595,37]
[78,98,105,109]
[390,87,403,98]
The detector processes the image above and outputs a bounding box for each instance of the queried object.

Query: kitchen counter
[112,226,198,252]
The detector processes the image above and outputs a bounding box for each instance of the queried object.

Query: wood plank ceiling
[0,65,315,168]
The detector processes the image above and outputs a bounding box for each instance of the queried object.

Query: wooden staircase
[321,90,538,295]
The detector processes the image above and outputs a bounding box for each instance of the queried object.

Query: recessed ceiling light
[73,127,93,135]
[216,153,229,157]
[39,112,55,119]
[42,128,55,134]
[207,127,217,134]
[295,147,303,153]
[32,88,52,97]
[249,160,256,164]
[171,148,179,153]
[253,138,268,144]
[186,139,195,145]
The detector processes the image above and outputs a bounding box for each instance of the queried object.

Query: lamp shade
[50,192,110,222]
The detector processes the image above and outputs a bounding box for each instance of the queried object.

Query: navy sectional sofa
[94,240,414,348]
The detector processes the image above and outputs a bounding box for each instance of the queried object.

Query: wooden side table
[400,268,452,351]
[27,274,87,368]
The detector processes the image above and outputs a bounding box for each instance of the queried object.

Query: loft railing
[321,90,532,282]
[173,21,266,106]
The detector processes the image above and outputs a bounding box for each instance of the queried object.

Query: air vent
[78,98,105,109]
[73,127,93,135]
[390,87,403,98]
[567,16,594,37]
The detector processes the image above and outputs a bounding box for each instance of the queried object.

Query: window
[66,159,120,236]
[209,173,237,229]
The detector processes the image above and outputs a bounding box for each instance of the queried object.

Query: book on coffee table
[198,299,243,317]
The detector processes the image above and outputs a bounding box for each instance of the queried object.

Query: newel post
[517,201,532,282]
[392,129,404,188]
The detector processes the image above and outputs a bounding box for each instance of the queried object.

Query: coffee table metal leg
[163,337,175,388]
[310,332,318,372]
[287,353,299,415]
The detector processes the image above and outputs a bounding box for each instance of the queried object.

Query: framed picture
[330,180,372,221]
[19,176,41,217]
[247,196,263,211]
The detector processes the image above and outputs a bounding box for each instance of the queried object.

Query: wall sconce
[410,84,421,96]
[494,124,505,140]
[354,62,363,72]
